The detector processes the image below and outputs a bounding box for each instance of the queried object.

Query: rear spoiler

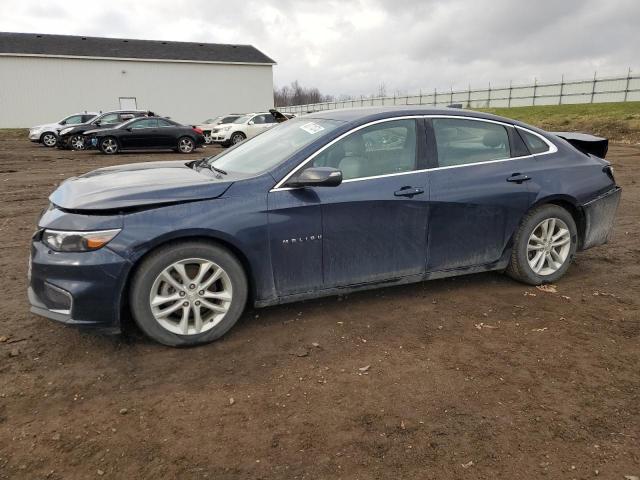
[553,132,608,159]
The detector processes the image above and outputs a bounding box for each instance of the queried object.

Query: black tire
[130,241,248,347]
[100,137,119,155]
[70,134,86,151]
[506,204,578,285]
[40,132,58,147]
[230,132,246,145]
[177,136,195,153]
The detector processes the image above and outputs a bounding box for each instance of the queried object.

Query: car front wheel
[130,242,248,346]
[230,132,246,145]
[506,204,578,285]
[41,132,57,147]
[100,137,119,154]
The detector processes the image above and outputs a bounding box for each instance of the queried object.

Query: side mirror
[94,121,101,126]
[126,127,133,132]
[287,167,342,188]
[248,120,255,125]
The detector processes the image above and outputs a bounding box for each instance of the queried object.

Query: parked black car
[87,117,206,154]
[57,110,150,150]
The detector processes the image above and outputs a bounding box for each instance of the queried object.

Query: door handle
[506,173,531,184]
[394,186,425,197]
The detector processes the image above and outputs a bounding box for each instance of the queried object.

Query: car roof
[301,106,529,127]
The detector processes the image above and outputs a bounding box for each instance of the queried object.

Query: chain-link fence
[279,70,640,115]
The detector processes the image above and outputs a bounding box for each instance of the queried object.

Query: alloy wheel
[71,135,85,150]
[527,217,571,276]
[149,258,233,335]
[179,138,194,153]
[204,133,213,144]
[231,133,244,145]
[42,133,57,147]
[101,138,118,154]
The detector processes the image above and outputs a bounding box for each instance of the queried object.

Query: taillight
[193,127,203,134]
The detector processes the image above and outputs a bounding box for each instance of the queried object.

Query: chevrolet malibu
[29,107,621,346]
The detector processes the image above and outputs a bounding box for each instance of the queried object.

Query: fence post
[532,78,537,106]
[508,80,512,108]
[450,86,453,105]
[433,88,437,106]
[419,88,422,105]
[590,71,597,103]
[467,84,471,108]
[558,74,564,105]
[487,82,491,108]
[624,67,632,102]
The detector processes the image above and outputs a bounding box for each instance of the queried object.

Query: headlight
[59,127,74,135]
[42,229,121,252]
[219,126,232,132]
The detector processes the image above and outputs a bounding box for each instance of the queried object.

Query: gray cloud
[2,0,638,97]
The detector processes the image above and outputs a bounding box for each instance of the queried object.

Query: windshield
[208,118,343,175]
[232,115,252,124]
[202,118,218,124]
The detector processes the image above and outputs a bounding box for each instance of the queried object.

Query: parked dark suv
[57,110,151,150]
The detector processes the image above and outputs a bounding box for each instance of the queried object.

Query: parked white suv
[28,112,98,147]
[210,112,279,146]
[196,114,243,144]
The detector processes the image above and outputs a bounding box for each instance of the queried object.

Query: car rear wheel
[178,136,195,153]
[70,134,86,150]
[100,137,119,155]
[230,132,246,145]
[203,132,213,144]
[506,204,577,285]
[130,242,248,346]
[41,132,57,147]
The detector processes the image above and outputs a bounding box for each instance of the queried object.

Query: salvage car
[210,112,279,146]
[86,116,206,154]
[196,115,243,144]
[29,112,98,147]
[29,107,621,347]
[57,110,150,150]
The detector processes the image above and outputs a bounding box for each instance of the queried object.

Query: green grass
[476,102,640,143]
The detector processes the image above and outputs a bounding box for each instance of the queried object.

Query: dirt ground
[0,133,638,480]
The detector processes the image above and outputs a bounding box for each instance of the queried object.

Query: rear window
[520,129,550,154]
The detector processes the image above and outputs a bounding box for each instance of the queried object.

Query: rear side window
[99,113,120,125]
[130,118,158,129]
[157,119,174,127]
[519,129,550,154]
[433,118,511,167]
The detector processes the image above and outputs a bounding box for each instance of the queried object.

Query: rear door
[426,117,533,271]
[156,118,179,147]
[311,118,429,287]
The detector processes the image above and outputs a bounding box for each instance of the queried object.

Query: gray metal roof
[0,32,275,64]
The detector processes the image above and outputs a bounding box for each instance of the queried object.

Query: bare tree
[274,81,334,107]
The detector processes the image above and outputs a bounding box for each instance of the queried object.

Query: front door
[310,118,429,287]
[121,118,161,149]
[426,117,532,271]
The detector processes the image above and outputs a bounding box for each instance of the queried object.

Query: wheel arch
[39,131,56,142]
[119,231,256,330]
[527,194,586,248]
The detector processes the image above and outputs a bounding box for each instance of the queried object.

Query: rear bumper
[580,186,622,250]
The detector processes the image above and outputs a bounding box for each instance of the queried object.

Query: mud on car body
[29,107,621,346]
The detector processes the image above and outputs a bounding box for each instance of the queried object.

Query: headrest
[483,131,504,148]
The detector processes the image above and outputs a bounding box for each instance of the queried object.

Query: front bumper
[580,186,622,250]
[211,130,232,142]
[29,130,42,141]
[28,239,131,333]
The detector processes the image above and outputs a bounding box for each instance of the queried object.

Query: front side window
[209,118,343,175]
[221,116,240,124]
[63,114,84,125]
[433,118,511,167]
[519,129,550,154]
[81,114,96,123]
[311,119,417,180]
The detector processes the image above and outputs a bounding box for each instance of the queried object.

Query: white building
[0,32,276,128]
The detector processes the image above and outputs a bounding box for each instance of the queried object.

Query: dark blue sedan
[29,107,621,346]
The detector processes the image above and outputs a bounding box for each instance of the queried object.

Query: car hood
[50,161,234,211]
[31,122,59,130]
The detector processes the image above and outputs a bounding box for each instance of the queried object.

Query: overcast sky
[1,0,638,97]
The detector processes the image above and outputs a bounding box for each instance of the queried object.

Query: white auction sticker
[299,122,325,134]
